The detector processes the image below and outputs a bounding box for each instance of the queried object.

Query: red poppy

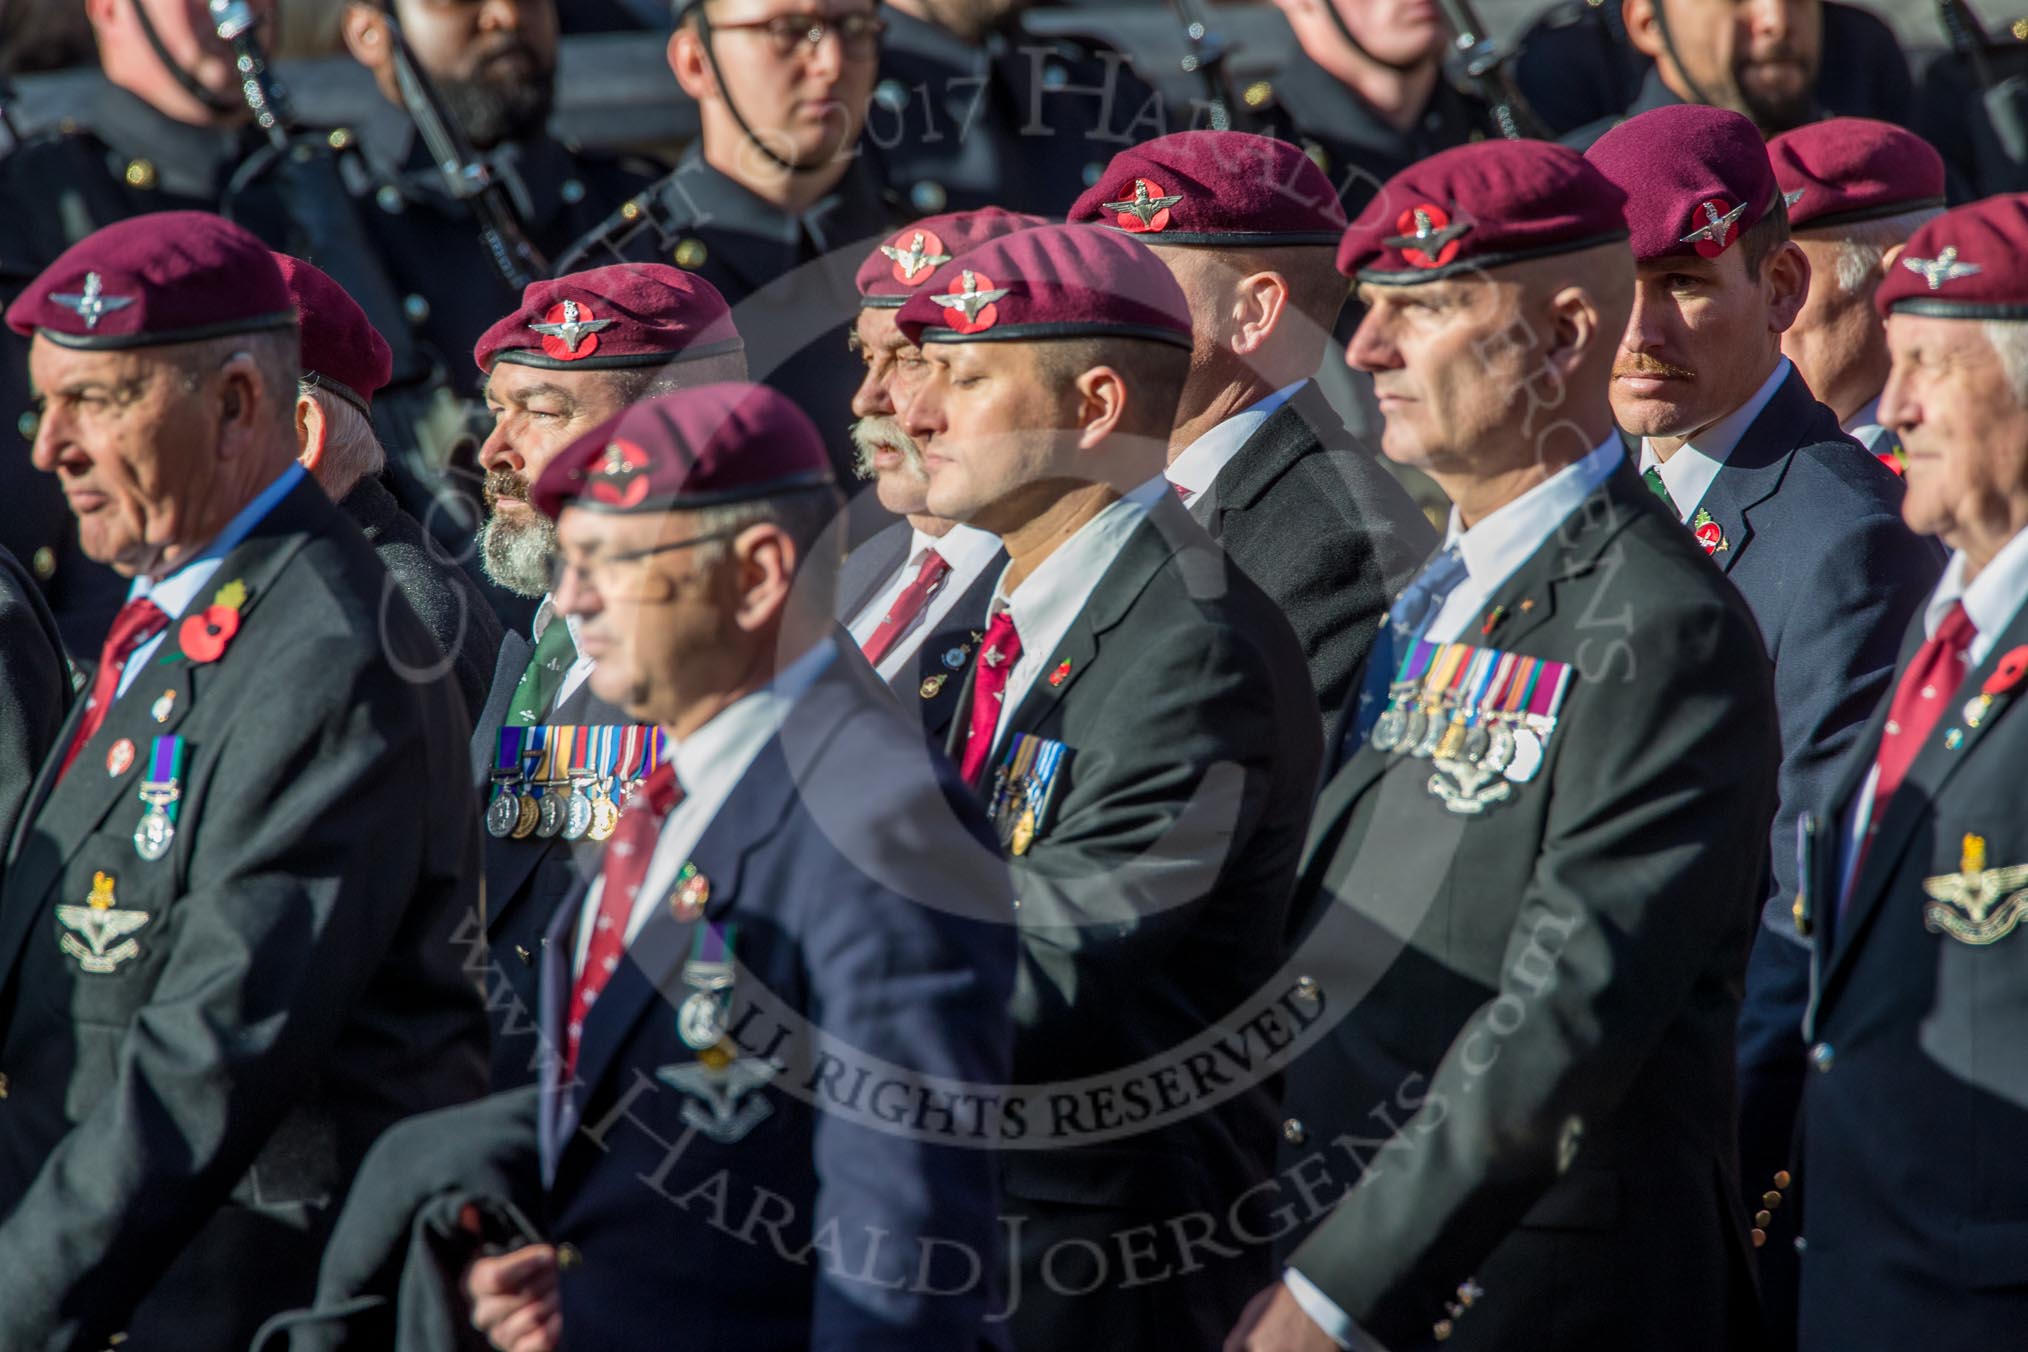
[179,604,240,664]
[1984,645,2028,697]
[1694,521,1724,554]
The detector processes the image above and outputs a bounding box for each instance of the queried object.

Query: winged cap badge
[1383,203,1471,268]
[1782,188,1806,209]
[50,272,137,330]
[1680,198,1749,256]
[527,298,616,358]
[930,270,1010,325]
[1101,177,1183,230]
[1902,246,1982,292]
[881,230,952,282]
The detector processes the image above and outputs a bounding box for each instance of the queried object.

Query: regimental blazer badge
[56,871,152,974]
[1922,834,2028,946]
[657,1056,778,1144]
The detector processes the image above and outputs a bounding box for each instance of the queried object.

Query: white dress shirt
[1843,395,1887,453]
[1836,527,2028,902]
[1165,381,1306,506]
[845,522,1002,681]
[1283,432,1624,1351]
[121,464,306,698]
[1637,358,1792,522]
[572,638,837,973]
[977,477,1167,762]
[529,595,597,712]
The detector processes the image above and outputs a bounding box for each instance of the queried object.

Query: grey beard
[478,510,557,599]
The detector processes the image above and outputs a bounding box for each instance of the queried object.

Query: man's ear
[1231,272,1291,357]
[296,394,326,473]
[733,524,798,632]
[1880,242,1906,283]
[1072,365,1129,450]
[340,2,389,71]
[1766,239,1812,333]
[1623,0,1665,60]
[1547,284,1601,382]
[669,27,718,102]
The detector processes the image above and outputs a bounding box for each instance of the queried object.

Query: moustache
[483,468,529,508]
[1614,355,1697,381]
[849,416,924,478]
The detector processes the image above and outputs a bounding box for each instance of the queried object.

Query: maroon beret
[895,223,1192,349]
[1068,131,1347,246]
[475,263,742,373]
[1586,105,1778,263]
[1767,118,1946,233]
[272,254,393,413]
[6,211,293,349]
[531,381,835,519]
[1337,140,1628,284]
[857,208,1048,309]
[1874,195,2028,320]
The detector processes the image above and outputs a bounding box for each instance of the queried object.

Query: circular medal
[1964,693,1993,729]
[943,647,968,670]
[536,792,566,839]
[678,989,727,1051]
[1502,728,1544,783]
[1414,710,1448,759]
[1401,709,1429,755]
[133,807,174,862]
[563,789,595,841]
[510,795,541,839]
[1371,706,1406,753]
[485,791,521,839]
[589,796,621,841]
[1462,725,1492,764]
[1484,723,1517,774]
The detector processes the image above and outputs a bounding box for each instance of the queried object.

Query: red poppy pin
[177,578,247,665]
[1984,645,2028,698]
[1048,659,1072,687]
[1690,507,1728,555]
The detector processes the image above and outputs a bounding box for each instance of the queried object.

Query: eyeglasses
[547,528,742,598]
[705,11,885,59]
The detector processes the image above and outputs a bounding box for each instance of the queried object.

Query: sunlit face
[904,341,1077,533]
[1880,313,2028,551]
[110,0,278,104]
[1274,0,1445,68]
[1613,247,1787,441]
[477,362,633,596]
[847,305,932,515]
[28,339,227,576]
[1652,0,1821,133]
[1347,276,1535,474]
[685,0,879,169]
[392,0,559,148]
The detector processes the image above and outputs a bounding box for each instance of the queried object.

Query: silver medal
[563,788,595,841]
[133,806,174,862]
[1413,708,1449,759]
[1462,725,1492,764]
[1502,727,1544,783]
[1484,722,1517,774]
[678,988,728,1051]
[1371,705,1407,752]
[536,791,566,839]
[486,791,522,838]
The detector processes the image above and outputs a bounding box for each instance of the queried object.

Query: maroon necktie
[860,550,951,669]
[565,761,683,1077]
[57,597,168,782]
[959,609,1022,787]
[1846,603,1977,906]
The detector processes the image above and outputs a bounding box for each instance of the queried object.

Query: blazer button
[515,945,533,966]
[1762,1190,1783,1210]
[1773,1170,1792,1190]
[1809,1042,1835,1073]
[1754,1209,1772,1227]
[555,1242,583,1270]
[1750,1227,1766,1248]
[1282,1118,1307,1146]
[1293,976,1320,1004]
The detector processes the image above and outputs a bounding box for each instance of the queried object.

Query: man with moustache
[838,207,1040,737]
[1070,130,1435,750]
[559,0,899,479]
[1770,118,1947,475]
[897,224,1321,1348]
[277,252,503,718]
[1794,192,2028,1352]
[0,212,486,1351]
[461,383,1014,1352]
[336,0,661,402]
[1586,104,1942,1341]
[469,263,748,1089]
[1564,0,1836,146]
[1235,139,1777,1352]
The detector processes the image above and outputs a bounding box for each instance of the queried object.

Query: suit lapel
[1683,369,1825,576]
[899,558,999,738]
[1198,381,1328,541]
[1821,598,2028,1002]
[834,519,912,625]
[469,630,533,789]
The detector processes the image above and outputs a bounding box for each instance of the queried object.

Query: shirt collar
[1165,381,1305,501]
[532,594,584,654]
[1639,358,1792,520]
[130,464,304,614]
[1926,527,2028,653]
[664,145,891,252]
[908,522,1001,572]
[993,477,1167,625]
[667,636,837,795]
[1445,436,1625,588]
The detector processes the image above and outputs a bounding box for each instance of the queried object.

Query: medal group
[486,725,665,843]
[1369,641,1576,816]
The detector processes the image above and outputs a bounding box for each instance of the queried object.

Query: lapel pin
[942,647,969,671]
[106,738,136,777]
[670,862,711,922]
[150,689,176,723]
[1691,508,1729,555]
[1048,660,1072,688]
[920,674,947,699]
[1944,727,1965,750]
[1480,605,1506,638]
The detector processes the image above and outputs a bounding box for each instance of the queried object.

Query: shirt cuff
[1282,1268,1393,1352]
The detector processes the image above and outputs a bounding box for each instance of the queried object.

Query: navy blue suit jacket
[1690,368,1942,1329]
[535,648,1017,1350]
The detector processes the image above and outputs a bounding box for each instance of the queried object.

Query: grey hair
[1831,208,1946,295]
[299,384,387,499]
[688,484,846,609]
[1982,319,2028,406]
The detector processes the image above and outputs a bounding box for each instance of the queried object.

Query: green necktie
[1642,464,1678,514]
[508,618,578,727]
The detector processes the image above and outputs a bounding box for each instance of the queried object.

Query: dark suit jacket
[1191,382,1436,748]
[536,650,1016,1350]
[0,476,488,1352]
[1689,369,1941,1320]
[338,475,503,723]
[1796,588,2028,1347]
[1280,463,1777,1351]
[0,544,69,865]
[835,519,1006,741]
[942,493,1323,1349]
[465,629,632,1091]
